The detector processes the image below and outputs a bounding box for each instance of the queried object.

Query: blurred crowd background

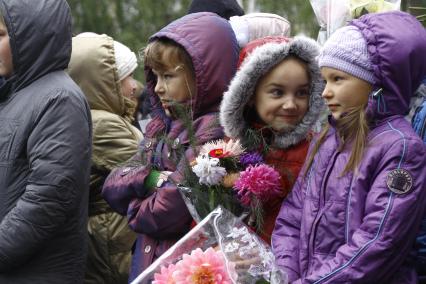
[68,0,425,80]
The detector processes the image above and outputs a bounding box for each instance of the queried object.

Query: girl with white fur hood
[220,36,324,243]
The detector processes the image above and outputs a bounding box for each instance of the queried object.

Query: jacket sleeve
[302,137,426,283]
[0,90,91,271]
[124,146,196,238]
[102,145,195,238]
[272,167,306,282]
[101,157,151,216]
[102,146,193,238]
[92,114,142,171]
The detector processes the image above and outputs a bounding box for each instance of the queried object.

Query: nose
[321,84,332,100]
[282,96,297,110]
[154,77,165,97]
[130,79,137,95]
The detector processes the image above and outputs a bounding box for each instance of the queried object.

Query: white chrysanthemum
[200,139,245,157]
[192,155,227,185]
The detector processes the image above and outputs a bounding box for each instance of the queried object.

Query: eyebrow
[322,69,344,78]
[265,82,309,88]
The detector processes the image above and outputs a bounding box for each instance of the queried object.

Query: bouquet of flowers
[131,207,288,284]
[310,0,351,44]
[350,0,400,19]
[179,138,282,232]
[309,0,400,44]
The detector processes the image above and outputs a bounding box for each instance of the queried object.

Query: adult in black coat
[0,0,92,283]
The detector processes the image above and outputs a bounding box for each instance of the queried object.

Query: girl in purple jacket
[272,11,426,283]
[101,12,239,281]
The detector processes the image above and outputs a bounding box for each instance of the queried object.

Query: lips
[276,114,299,123]
[160,100,173,108]
[327,104,340,111]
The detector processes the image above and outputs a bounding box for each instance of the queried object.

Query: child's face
[321,67,372,120]
[153,65,195,117]
[0,22,13,78]
[120,74,137,102]
[253,57,310,132]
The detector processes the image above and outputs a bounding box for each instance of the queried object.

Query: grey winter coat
[0,1,92,283]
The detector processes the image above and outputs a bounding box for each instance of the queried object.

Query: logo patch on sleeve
[386,169,413,194]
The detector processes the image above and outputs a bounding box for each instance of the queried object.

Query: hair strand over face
[305,103,369,176]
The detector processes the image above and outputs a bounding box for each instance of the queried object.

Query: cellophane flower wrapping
[131,207,288,284]
[310,0,351,44]
[310,0,400,44]
[349,0,400,19]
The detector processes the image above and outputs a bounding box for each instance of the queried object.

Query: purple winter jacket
[101,12,239,281]
[272,12,426,283]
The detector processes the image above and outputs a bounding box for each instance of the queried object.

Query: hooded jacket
[272,11,426,283]
[229,13,291,48]
[102,12,239,280]
[220,36,324,243]
[0,0,92,283]
[68,34,141,284]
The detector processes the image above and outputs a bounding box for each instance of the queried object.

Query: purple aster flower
[239,152,263,167]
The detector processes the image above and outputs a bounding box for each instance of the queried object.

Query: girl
[101,12,239,281]
[68,33,142,284]
[272,11,426,283]
[220,35,324,243]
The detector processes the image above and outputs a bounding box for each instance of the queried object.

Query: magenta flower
[173,247,236,284]
[153,263,177,284]
[234,164,282,206]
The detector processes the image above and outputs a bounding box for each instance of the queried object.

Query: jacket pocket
[313,202,346,255]
[0,118,19,161]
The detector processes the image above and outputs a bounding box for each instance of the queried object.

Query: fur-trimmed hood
[220,36,325,148]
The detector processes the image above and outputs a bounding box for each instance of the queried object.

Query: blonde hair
[305,103,369,176]
[143,38,194,78]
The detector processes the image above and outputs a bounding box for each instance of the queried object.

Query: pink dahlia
[173,247,236,284]
[234,164,281,205]
[153,263,177,284]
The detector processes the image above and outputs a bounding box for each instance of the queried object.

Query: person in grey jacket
[0,0,92,283]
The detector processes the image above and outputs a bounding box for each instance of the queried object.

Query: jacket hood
[220,36,325,148]
[350,11,426,121]
[0,0,72,94]
[145,12,239,122]
[68,34,134,120]
[230,13,291,49]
